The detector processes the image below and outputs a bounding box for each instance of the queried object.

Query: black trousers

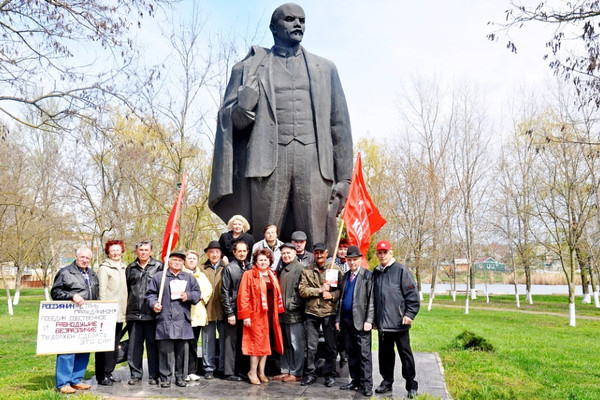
[223,319,248,376]
[186,326,202,376]
[128,320,159,380]
[305,314,337,378]
[95,322,123,381]
[378,330,418,391]
[158,339,187,383]
[341,317,372,390]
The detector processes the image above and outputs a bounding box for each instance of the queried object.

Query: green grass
[429,293,600,318]
[412,302,600,400]
[1,290,599,399]
[0,291,100,399]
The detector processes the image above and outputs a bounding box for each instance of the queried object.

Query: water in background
[421,283,588,295]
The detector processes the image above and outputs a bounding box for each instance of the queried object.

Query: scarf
[252,266,284,313]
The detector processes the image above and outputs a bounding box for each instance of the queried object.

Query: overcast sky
[151,0,555,141]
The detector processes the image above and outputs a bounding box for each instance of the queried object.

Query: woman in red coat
[237,248,284,384]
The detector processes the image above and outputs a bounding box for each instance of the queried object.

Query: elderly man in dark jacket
[372,241,420,399]
[50,247,99,394]
[221,240,250,381]
[335,246,375,397]
[125,240,163,385]
[299,242,343,387]
[274,243,306,382]
[146,252,201,388]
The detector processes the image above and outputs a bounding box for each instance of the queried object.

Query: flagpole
[330,218,345,269]
[157,173,188,305]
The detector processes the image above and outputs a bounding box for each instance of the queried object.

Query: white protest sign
[325,269,339,287]
[36,301,118,355]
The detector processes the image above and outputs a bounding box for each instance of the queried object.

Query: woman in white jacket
[96,240,128,386]
[183,250,213,381]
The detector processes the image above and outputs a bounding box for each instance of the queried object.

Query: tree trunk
[465,265,470,314]
[525,264,533,304]
[12,264,23,306]
[451,264,457,302]
[470,267,477,299]
[428,259,439,312]
[577,250,591,304]
[512,261,520,308]
[568,285,576,327]
[0,268,14,316]
[589,257,599,308]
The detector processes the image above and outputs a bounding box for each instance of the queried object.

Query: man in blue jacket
[373,241,420,399]
[146,252,201,388]
[335,246,374,397]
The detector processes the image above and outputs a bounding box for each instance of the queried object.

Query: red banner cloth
[161,173,188,262]
[342,153,386,265]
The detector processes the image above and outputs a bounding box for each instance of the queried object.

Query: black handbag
[115,325,129,364]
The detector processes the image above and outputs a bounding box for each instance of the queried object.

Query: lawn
[1,290,599,399]
[413,294,600,399]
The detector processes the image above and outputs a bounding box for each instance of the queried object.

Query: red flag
[342,153,386,265]
[161,173,188,262]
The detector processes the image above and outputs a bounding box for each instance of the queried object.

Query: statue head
[270,3,305,48]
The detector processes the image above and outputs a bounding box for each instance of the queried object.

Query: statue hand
[329,181,350,215]
[237,82,259,111]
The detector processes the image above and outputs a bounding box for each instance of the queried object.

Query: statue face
[271,3,305,47]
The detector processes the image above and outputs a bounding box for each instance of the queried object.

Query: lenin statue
[209,2,353,252]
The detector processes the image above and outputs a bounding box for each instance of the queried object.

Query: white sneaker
[184,375,191,382]
[188,374,201,381]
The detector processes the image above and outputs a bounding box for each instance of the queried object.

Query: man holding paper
[50,246,99,395]
[298,242,342,387]
[146,252,201,388]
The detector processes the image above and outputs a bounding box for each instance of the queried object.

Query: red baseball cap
[376,241,392,251]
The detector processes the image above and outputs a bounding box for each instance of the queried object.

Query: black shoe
[175,379,187,387]
[226,375,243,382]
[301,375,316,386]
[108,374,121,383]
[160,381,171,388]
[99,378,113,386]
[148,378,158,385]
[127,378,141,385]
[340,382,360,390]
[204,371,214,380]
[407,389,418,398]
[375,384,392,394]
[324,377,335,387]
[362,388,373,397]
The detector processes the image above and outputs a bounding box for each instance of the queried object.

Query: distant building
[473,257,507,272]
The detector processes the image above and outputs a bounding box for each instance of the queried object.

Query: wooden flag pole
[330,218,345,269]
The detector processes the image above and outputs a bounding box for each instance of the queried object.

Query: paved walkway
[91,352,450,399]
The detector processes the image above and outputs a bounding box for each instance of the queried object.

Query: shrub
[449,330,495,352]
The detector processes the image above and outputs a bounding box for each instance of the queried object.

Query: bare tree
[489,1,600,109]
[529,100,597,326]
[449,81,492,313]
[0,0,175,131]
[396,76,455,310]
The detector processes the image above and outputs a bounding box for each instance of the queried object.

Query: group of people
[50,214,421,399]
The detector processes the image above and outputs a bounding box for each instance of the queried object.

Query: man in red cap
[372,241,420,399]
